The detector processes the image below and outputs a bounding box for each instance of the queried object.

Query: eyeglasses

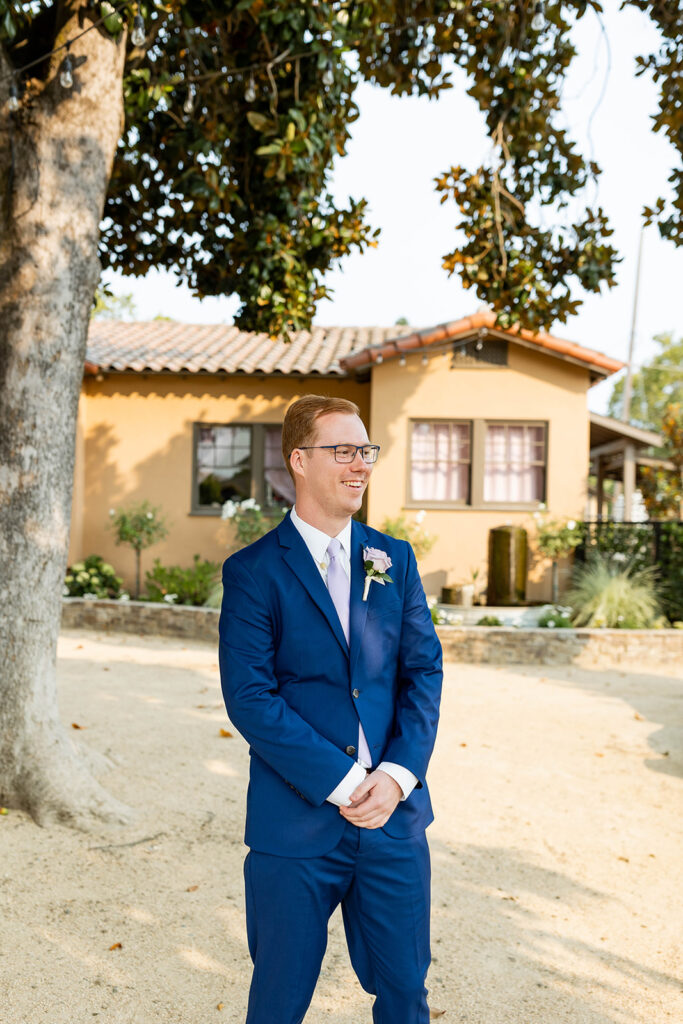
[295,444,381,464]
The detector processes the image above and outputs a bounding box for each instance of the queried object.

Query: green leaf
[246,111,272,132]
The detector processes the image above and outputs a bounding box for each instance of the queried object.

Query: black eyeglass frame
[293,443,381,464]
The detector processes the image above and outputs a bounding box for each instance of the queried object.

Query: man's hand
[339,769,402,829]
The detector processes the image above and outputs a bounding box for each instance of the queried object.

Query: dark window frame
[191,422,290,516]
[405,418,548,511]
[407,419,472,507]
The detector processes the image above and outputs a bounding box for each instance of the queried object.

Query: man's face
[292,412,374,519]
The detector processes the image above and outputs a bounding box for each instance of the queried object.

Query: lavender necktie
[326,538,350,645]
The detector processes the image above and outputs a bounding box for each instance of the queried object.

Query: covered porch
[589,411,672,520]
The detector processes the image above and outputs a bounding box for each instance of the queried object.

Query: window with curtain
[483,422,546,503]
[410,421,471,503]
[194,424,295,512]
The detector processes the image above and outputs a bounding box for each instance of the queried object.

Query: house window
[407,418,547,508]
[483,422,546,503]
[193,424,295,513]
[410,421,471,503]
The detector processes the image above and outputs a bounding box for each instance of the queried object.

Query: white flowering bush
[64,555,124,599]
[222,498,287,549]
[537,604,573,628]
[380,511,436,562]
[430,606,464,626]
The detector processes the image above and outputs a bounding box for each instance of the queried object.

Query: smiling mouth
[341,481,365,489]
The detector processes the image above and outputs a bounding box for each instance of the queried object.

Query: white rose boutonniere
[362,546,393,601]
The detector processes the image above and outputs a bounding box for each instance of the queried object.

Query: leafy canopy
[607,331,683,432]
[1,0,681,336]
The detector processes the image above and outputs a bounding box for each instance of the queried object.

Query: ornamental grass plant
[566,553,661,629]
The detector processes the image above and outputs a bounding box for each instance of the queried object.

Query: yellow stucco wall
[69,374,369,592]
[70,344,593,603]
[366,344,591,602]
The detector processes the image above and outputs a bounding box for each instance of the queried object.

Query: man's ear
[289,448,305,481]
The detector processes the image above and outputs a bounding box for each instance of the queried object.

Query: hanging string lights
[531,2,545,32]
[59,45,74,90]
[2,3,545,118]
[131,5,146,47]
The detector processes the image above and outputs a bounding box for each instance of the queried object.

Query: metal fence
[574,520,683,621]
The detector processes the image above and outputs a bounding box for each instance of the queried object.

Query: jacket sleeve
[218,555,355,806]
[381,542,443,784]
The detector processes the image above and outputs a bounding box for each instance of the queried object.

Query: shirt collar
[290,505,352,564]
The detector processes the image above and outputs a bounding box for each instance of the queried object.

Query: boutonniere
[362,546,393,601]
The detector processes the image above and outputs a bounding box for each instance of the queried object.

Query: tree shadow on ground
[511,663,683,780]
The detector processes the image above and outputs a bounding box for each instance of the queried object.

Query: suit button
[352,688,360,698]
[345,745,356,756]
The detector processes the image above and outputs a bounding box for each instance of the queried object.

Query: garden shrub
[144,555,221,607]
[567,553,661,628]
[380,512,436,562]
[537,605,573,628]
[476,615,503,626]
[64,555,124,599]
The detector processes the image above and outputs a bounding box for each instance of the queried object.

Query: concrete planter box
[61,598,683,668]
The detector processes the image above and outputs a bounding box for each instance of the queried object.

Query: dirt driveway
[1,631,681,1024]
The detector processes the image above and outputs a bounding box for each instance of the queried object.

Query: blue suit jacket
[218,512,443,857]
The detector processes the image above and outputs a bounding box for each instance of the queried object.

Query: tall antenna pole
[621,226,645,423]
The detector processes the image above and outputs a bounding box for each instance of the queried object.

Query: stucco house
[70,310,636,601]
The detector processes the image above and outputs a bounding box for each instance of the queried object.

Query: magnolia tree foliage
[1,0,681,336]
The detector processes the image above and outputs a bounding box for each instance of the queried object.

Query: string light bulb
[7,80,19,112]
[183,85,195,114]
[322,61,334,87]
[421,353,429,366]
[531,1,545,31]
[244,73,257,102]
[399,354,407,367]
[131,12,146,47]
[59,50,74,89]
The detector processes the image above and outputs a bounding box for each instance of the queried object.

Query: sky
[103,0,682,415]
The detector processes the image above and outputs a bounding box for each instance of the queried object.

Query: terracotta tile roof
[86,312,624,380]
[339,311,625,379]
[86,321,415,377]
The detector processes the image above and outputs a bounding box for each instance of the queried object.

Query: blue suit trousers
[243,820,431,1024]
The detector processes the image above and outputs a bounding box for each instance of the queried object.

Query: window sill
[403,502,542,512]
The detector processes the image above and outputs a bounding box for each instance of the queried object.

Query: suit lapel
[349,519,369,680]
[278,513,349,658]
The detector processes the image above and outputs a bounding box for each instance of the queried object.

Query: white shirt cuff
[376,761,418,801]
[326,761,368,807]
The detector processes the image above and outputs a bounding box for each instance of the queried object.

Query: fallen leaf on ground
[634,712,643,720]
[109,942,122,951]
[595,752,604,757]
[186,885,199,892]
[0,808,8,815]
[460,742,467,747]
[76,644,83,650]
[219,728,233,738]
[71,723,85,730]
[618,856,629,862]
[217,1003,224,1011]
[429,1010,447,1019]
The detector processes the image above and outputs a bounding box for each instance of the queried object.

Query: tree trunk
[0,11,131,827]
[551,559,559,605]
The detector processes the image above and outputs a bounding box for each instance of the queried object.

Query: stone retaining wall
[61,598,683,668]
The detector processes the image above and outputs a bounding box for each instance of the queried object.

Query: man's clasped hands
[339,769,403,830]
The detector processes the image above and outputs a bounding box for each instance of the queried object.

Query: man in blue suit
[219,394,442,1023]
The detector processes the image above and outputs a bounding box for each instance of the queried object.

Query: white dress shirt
[289,506,418,807]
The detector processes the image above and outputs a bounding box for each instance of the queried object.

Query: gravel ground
[1,630,681,1024]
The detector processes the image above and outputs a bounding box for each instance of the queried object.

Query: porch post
[596,455,605,521]
[623,442,636,521]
